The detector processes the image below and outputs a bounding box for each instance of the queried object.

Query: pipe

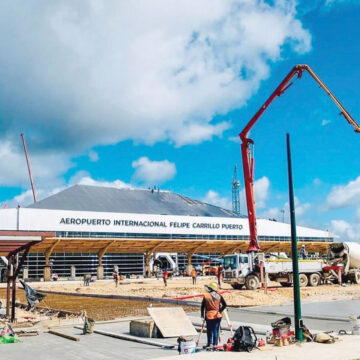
[171,290,231,300]
[20,133,37,203]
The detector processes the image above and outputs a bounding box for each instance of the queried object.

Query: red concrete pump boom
[239,64,360,252]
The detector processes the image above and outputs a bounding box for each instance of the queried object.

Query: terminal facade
[0,185,333,279]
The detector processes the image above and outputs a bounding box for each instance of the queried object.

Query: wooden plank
[147,307,197,338]
[48,330,80,341]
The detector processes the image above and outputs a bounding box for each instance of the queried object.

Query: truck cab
[223,254,260,289]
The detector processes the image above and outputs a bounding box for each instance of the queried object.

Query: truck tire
[299,273,308,287]
[309,273,320,287]
[353,270,360,284]
[280,282,292,287]
[245,275,260,290]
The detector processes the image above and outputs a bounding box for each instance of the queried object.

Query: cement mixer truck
[223,242,360,290]
[329,242,360,284]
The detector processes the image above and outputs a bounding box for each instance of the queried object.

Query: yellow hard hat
[206,282,218,291]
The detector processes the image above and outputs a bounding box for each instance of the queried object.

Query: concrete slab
[0,326,176,360]
[247,299,360,319]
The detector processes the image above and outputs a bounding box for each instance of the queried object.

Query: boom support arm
[239,64,360,252]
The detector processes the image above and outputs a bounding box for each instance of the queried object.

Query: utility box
[130,320,159,338]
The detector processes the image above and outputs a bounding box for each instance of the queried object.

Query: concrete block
[22,267,29,280]
[70,265,76,278]
[130,319,158,338]
[97,265,104,280]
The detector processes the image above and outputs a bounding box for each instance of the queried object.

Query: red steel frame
[239,64,360,252]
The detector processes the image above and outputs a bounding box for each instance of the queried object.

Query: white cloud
[330,219,360,241]
[0,0,311,160]
[0,141,72,187]
[239,176,270,212]
[259,196,310,221]
[3,172,132,207]
[202,190,232,210]
[132,157,176,185]
[4,186,66,208]
[260,207,282,220]
[254,176,270,208]
[321,119,331,126]
[325,176,360,209]
[173,122,231,147]
[88,150,99,162]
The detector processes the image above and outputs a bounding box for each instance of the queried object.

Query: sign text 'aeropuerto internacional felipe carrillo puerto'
[13,208,249,235]
[59,217,243,230]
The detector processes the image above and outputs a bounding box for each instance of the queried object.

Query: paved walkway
[149,335,360,360]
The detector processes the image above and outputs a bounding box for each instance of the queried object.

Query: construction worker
[163,269,169,287]
[191,268,197,285]
[217,265,223,287]
[113,271,119,287]
[201,282,227,349]
[301,244,307,259]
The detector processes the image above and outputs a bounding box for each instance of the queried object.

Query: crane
[239,64,360,254]
[232,164,241,215]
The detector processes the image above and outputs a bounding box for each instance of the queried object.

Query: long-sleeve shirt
[201,292,227,319]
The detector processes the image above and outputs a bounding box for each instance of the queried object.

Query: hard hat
[206,282,218,292]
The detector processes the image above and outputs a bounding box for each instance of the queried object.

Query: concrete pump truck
[223,65,360,290]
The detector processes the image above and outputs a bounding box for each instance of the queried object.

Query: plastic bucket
[179,339,196,354]
[350,316,360,335]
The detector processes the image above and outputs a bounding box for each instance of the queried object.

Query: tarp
[19,280,46,308]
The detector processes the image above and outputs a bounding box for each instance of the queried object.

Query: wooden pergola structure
[0,232,332,322]
[31,236,332,279]
[0,231,55,322]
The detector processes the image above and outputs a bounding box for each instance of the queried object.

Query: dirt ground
[0,288,197,321]
[33,276,360,307]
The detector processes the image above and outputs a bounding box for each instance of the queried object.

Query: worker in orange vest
[201,282,227,349]
[190,268,197,285]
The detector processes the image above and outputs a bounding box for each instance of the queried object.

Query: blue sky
[0,0,360,240]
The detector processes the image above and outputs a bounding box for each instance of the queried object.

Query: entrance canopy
[30,237,332,255]
[0,231,54,257]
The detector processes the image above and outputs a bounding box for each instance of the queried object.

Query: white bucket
[350,316,360,335]
[179,339,196,354]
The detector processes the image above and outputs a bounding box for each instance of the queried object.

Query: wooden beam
[98,241,115,265]
[146,241,166,254]
[14,243,32,278]
[187,241,207,255]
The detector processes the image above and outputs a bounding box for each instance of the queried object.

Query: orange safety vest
[204,292,222,320]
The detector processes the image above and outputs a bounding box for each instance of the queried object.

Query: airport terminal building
[0,185,334,279]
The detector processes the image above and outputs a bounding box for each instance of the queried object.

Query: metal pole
[11,255,17,322]
[21,133,37,203]
[6,256,12,318]
[286,133,303,341]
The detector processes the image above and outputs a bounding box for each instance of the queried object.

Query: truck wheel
[299,273,308,287]
[309,273,320,287]
[245,275,260,290]
[353,270,360,284]
[280,282,292,287]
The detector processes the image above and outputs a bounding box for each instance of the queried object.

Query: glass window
[224,255,238,270]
